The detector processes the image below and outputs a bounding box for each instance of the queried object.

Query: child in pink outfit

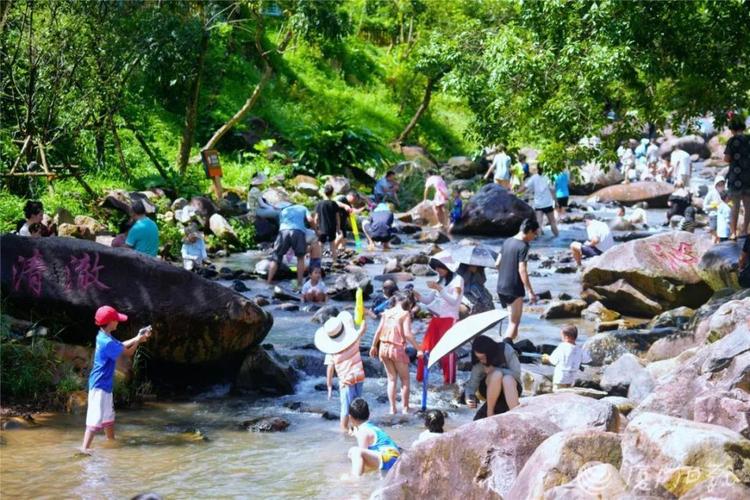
[370,292,422,414]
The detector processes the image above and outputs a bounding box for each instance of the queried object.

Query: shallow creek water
[1,169,713,498]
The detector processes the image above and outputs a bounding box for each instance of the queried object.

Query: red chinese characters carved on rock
[12,249,47,297]
[65,253,110,292]
[648,242,698,273]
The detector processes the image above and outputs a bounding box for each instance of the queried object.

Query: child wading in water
[315,311,367,432]
[412,409,444,446]
[542,324,591,391]
[301,266,327,303]
[80,306,152,453]
[369,291,422,414]
[347,398,401,476]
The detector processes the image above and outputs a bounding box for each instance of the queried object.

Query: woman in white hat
[315,311,367,432]
[414,257,464,385]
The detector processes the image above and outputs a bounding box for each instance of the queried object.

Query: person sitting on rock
[370,291,422,415]
[423,170,450,230]
[301,266,327,303]
[362,203,394,251]
[125,200,160,257]
[267,203,314,289]
[703,176,725,243]
[570,214,615,266]
[346,398,401,476]
[465,336,521,420]
[541,324,591,391]
[678,206,698,233]
[16,200,51,237]
[181,223,208,270]
[314,312,367,432]
[666,180,692,224]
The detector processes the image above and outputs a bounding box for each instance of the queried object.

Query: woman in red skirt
[415,257,464,384]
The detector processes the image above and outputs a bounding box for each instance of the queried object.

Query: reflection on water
[1,190,689,498]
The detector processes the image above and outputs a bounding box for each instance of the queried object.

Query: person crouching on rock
[465,336,521,420]
[315,312,367,432]
[369,291,423,415]
[80,306,152,454]
[414,257,464,385]
[301,266,327,303]
[347,398,401,477]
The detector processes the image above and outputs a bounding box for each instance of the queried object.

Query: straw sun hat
[314,311,359,354]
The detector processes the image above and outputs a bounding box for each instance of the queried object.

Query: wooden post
[10,136,32,174]
[212,176,223,202]
[37,141,55,194]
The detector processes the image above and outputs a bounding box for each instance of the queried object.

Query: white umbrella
[427,309,508,368]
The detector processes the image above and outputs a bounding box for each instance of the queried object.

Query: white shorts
[86,388,115,431]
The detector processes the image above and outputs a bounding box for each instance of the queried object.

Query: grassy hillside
[2,31,476,231]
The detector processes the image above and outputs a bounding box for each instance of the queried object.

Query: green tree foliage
[458,0,750,166]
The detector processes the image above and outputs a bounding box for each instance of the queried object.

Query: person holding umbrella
[414,257,464,385]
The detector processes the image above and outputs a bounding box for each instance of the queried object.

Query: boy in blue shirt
[347,398,401,476]
[80,305,152,454]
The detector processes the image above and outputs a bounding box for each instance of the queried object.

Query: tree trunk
[197,25,292,158]
[394,77,435,145]
[124,120,171,182]
[176,13,209,174]
[95,122,106,169]
[0,0,12,35]
[109,115,130,180]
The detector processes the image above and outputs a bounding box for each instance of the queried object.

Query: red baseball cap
[94,305,128,326]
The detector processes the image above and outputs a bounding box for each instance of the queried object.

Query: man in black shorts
[315,185,343,261]
[267,203,314,288]
[495,218,539,341]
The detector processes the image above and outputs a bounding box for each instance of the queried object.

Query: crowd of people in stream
[9,116,750,482]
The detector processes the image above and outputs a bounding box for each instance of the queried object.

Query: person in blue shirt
[347,398,401,476]
[373,171,400,205]
[125,201,160,257]
[554,170,570,218]
[267,203,314,288]
[80,305,151,454]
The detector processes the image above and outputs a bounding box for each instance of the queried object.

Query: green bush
[157,217,184,261]
[0,318,56,402]
[230,218,255,251]
[0,191,25,233]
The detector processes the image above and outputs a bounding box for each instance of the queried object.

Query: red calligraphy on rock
[65,253,110,292]
[11,250,47,297]
[649,242,697,273]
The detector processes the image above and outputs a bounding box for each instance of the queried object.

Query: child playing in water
[369,291,422,414]
[412,409,444,446]
[314,312,367,432]
[347,398,401,476]
[367,279,399,319]
[80,306,152,453]
[301,266,327,303]
[542,324,591,391]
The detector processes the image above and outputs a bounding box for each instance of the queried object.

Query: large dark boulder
[1,235,273,387]
[658,134,711,159]
[590,181,674,208]
[697,242,740,291]
[582,232,714,316]
[451,184,534,236]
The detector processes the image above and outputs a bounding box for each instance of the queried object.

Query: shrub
[0,317,56,402]
[230,219,255,251]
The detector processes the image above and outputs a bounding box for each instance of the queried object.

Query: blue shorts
[339,382,363,418]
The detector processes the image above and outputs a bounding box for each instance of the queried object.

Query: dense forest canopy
[1,0,749,207]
